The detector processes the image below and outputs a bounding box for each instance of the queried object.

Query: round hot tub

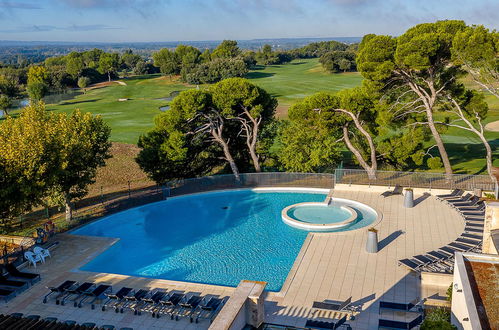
[281,197,378,232]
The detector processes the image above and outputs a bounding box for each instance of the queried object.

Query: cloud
[0,24,121,33]
[57,0,163,8]
[0,1,41,9]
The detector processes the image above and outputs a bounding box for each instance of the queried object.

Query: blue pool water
[71,190,376,291]
[288,205,352,224]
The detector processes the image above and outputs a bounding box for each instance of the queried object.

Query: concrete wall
[209,280,267,330]
[483,201,499,255]
[451,253,483,330]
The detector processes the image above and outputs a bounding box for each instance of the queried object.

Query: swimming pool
[72,189,376,291]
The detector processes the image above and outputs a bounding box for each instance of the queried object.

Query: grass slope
[248,58,363,116]
[46,75,191,144]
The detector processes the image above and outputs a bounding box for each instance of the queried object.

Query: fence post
[128,181,131,199]
[100,186,104,205]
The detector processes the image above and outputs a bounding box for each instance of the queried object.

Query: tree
[65,52,84,79]
[437,90,494,179]
[153,48,178,77]
[51,110,111,221]
[27,65,49,101]
[77,76,91,93]
[452,25,499,99]
[0,102,59,225]
[339,58,352,72]
[212,40,241,59]
[210,78,277,172]
[98,53,120,82]
[132,61,148,75]
[277,120,342,172]
[121,50,142,71]
[319,51,356,73]
[185,57,248,84]
[137,91,226,183]
[0,95,12,116]
[356,20,468,179]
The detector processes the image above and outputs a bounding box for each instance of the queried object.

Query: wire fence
[167,172,336,196]
[334,169,496,191]
[4,169,497,238]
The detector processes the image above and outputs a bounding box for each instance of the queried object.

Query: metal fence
[334,169,496,191]
[167,172,336,196]
[7,169,496,238]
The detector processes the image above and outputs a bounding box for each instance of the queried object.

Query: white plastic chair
[24,251,43,267]
[33,246,51,263]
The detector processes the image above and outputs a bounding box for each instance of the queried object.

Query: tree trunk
[240,109,262,172]
[426,109,453,180]
[220,139,240,180]
[108,72,111,82]
[342,125,377,180]
[64,194,73,221]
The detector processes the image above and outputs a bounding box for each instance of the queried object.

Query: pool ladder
[325,189,334,205]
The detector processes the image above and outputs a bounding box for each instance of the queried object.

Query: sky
[0,0,497,42]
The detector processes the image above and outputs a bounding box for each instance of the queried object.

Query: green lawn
[247,58,363,115]
[44,58,363,143]
[46,75,191,144]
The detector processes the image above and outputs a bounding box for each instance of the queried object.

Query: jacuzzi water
[71,189,376,291]
[288,205,352,224]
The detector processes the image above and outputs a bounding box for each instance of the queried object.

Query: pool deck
[265,188,464,329]
[0,187,464,329]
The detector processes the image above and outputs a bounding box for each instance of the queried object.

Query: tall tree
[98,53,120,82]
[153,48,178,77]
[52,110,111,221]
[0,102,59,225]
[65,52,85,79]
[356,20,467,178]
[27,65,49,101]
[211,40,241,59]
[210,78,277,172]
[452,25,499,99]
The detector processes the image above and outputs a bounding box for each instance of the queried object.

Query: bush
[421,308,456,330]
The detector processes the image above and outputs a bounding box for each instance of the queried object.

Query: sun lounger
[155,292,184,319]
[58,282,94,306]
[398,259,424,272]
[450,196,480,207]
[174,294,203,321]
[43,280,78,304]
[140,290,167,317]
[305,315,350,330]
[447,192,472,201]
[436,189,463,199]
[102,287,133,312]
[0,287,16,302]
[193,296,227,323]
[312,296,353,314]
[381,185,403,198]
[120,289,150,314]
[77,284,112,309]
[455,237,481,246]
[461,233,482,240]
[379,299,422,314]
[5,264,40,285]
[378,315,423,329]
[448,242,474,251]
[0,274,29,292]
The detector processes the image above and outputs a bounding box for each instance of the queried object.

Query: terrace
[0,171,492,329]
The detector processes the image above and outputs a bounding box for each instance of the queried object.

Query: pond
[157,90,180,112]
[10,89,83,111]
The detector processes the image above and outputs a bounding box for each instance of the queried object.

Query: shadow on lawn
[59,99,100,106]
[246,72,275,79]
